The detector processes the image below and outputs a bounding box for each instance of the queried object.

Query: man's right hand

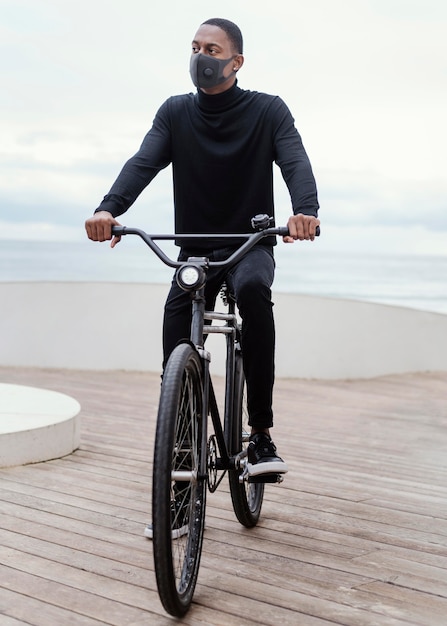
[85,211,122,248]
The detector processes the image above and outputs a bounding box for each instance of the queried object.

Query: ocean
[1,239,447,315]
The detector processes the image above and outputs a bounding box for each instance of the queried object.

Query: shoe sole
[246,461,288,477]
[248,473,284,483]
[144,524,189,540]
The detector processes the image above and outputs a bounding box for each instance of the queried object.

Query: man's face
[191,24,243,94]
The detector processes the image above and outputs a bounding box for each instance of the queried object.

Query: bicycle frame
[111,221,291,468]
[202,293,240,477]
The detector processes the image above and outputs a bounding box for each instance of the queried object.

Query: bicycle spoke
[152,344,206,617]
[228,351,264,526]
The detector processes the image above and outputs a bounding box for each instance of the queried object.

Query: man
[86,18,319,525]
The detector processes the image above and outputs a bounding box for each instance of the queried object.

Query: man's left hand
[284,213,320,243]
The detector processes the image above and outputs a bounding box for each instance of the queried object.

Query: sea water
[1,239,446,315]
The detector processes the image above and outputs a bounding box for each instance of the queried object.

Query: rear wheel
[228,350,264,527]
[152,343,206,617]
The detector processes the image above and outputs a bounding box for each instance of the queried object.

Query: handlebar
[111,218,319,270]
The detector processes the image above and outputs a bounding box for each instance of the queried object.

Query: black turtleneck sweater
[96,82,319,249]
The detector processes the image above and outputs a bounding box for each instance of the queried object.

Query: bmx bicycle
[111,214,318,616]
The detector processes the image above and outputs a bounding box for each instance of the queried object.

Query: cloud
[0,220,83,241]
[0,0,446,257]
[315,170,447,229]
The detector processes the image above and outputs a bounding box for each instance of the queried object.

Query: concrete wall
[2,282,447,379]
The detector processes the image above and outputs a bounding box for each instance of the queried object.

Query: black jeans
[163,245,276,430]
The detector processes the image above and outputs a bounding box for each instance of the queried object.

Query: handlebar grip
[278,225,320,237]
[111,225,126,236]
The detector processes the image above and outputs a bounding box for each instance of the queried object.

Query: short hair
[202,18,243,54]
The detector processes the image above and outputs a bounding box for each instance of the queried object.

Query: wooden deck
[0,365,446,625]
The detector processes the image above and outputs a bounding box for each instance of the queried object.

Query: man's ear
[233,54,244,72]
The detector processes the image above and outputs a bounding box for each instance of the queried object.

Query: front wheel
[228,350,264,527]
[152,343,206,617]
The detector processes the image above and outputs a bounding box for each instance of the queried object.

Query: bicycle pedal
[248,473,284,484]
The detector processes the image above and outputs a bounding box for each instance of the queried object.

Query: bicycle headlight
[176,264,206,291]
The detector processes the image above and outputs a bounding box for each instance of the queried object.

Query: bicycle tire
[152,343,206,617]
[228,350,264,527]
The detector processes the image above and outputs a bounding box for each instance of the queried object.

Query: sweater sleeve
[95,100,172,217]
[271,98,319,217]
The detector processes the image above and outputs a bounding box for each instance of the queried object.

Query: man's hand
[284,213,320,243]
[85,211,122,248]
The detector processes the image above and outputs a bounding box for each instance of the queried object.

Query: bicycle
[111,214,318,616]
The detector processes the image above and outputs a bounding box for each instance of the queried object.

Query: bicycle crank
[207,434,226,492]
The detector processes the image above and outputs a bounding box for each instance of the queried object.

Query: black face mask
[189,53,236,89]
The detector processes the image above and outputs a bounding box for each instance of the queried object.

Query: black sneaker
[144,500,189,540]
[247,433,288,477]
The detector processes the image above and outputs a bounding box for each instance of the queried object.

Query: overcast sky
[1,0,446,256]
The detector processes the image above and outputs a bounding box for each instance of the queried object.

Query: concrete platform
[2,282,447,378]
[0,383,81,467]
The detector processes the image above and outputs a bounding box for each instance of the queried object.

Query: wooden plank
[0,366,446,625]
[0,587,112,626]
